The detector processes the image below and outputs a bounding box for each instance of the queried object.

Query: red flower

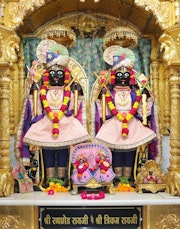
[53,117,59,123]
[45,107,51,113]
[61,104,68,112]
[111,108,118,115]
[130,107,137,115]
[52,128,59,135]
[41,95,46,100]
[105,97,112,103]
[122,128,129,135]
[136,96,141,102]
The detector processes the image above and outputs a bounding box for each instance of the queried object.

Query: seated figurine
[135,160,166,193]
[70,142,115,194]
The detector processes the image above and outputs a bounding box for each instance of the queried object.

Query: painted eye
[57,70,64,76]
[124,72,130,78]
[116,72,123,77]
[49,70,56,76]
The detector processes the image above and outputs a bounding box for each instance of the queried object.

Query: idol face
[49,65,65,86]
[115,67,130,86]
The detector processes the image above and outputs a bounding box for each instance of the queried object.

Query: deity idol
[16,40,90,186]
[91,45,157,182]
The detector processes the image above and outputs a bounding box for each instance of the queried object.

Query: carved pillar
[151,60,160,105]
[169,69,180,172]
[150,60,162,162]
[165,67,180,196]
[0,67,14,197]
[9,70,15,134]
[18,59,25,122]
[164,68,171,134]
[175,0,180,24]
[0,67,11,171]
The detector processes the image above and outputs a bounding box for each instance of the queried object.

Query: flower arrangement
[115,176,135,192]
[44,178,69,194]
[105,89,141,137]
[40,83,71,136]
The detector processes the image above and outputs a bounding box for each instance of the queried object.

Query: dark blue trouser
[42,148,68,168]
[112,150,136,167]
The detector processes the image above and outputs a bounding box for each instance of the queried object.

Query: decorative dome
[40,24,76,48]
[103,26,138,49]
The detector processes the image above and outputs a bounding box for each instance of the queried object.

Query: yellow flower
[122,133,127,137]
[133,101,139,109]
[136,90,140,96]
[41,89,46,95]
[126,113,133,121]
[49,111,54,120]
[64,97,70,104]
[58,110,64,119]
[122,123,128,128]
[109,103,114,110]
[53,123,59,128]
[43,100,48,107]
[116,113,123,121]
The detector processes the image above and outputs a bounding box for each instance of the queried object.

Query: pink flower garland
[105,89,141,137]
[40,85,71,136]
[81,190,105,200]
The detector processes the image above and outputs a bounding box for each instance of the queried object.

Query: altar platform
[0,191,179,206]
[0,191,179,228]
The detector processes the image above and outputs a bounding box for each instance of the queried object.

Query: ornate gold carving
[0,1,5,25]
[166,171,180,196]
[0,215,25,229]
[159,34,178,65]
[4,34,20,65]
[36,12,139,40]
[166,70,180,196]
[78,14,98,37]
[134,0,171,28]
[135,160,166,193]
[175,1,180,24]
[4,1,45,29]
[0,73,11,171]
[156,213,180,229]
[0,26,20,65]
[0,171,14,197]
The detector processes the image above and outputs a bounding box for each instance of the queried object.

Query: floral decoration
[80,190,105,200]
[45,181,68,194]
[40,83,71,136]
[105,89,141,137]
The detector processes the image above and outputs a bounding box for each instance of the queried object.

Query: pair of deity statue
[16,39,157,188]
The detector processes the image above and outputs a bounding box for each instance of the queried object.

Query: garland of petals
[105,89,141,137]
[40,85,71,136]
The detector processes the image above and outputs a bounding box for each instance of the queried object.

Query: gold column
[163,68,171,134]
[150,60,162,161]
[18,59,25,121]
[0,67,11,170]
[0,66,14,197]
[169,68,180,171]
[151,60,160,106]
[175,0,180,24]
[165,67,180,196]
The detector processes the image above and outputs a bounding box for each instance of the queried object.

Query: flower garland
[40,85,71,136]
[81,190,105,200]
[105,89,141,137]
